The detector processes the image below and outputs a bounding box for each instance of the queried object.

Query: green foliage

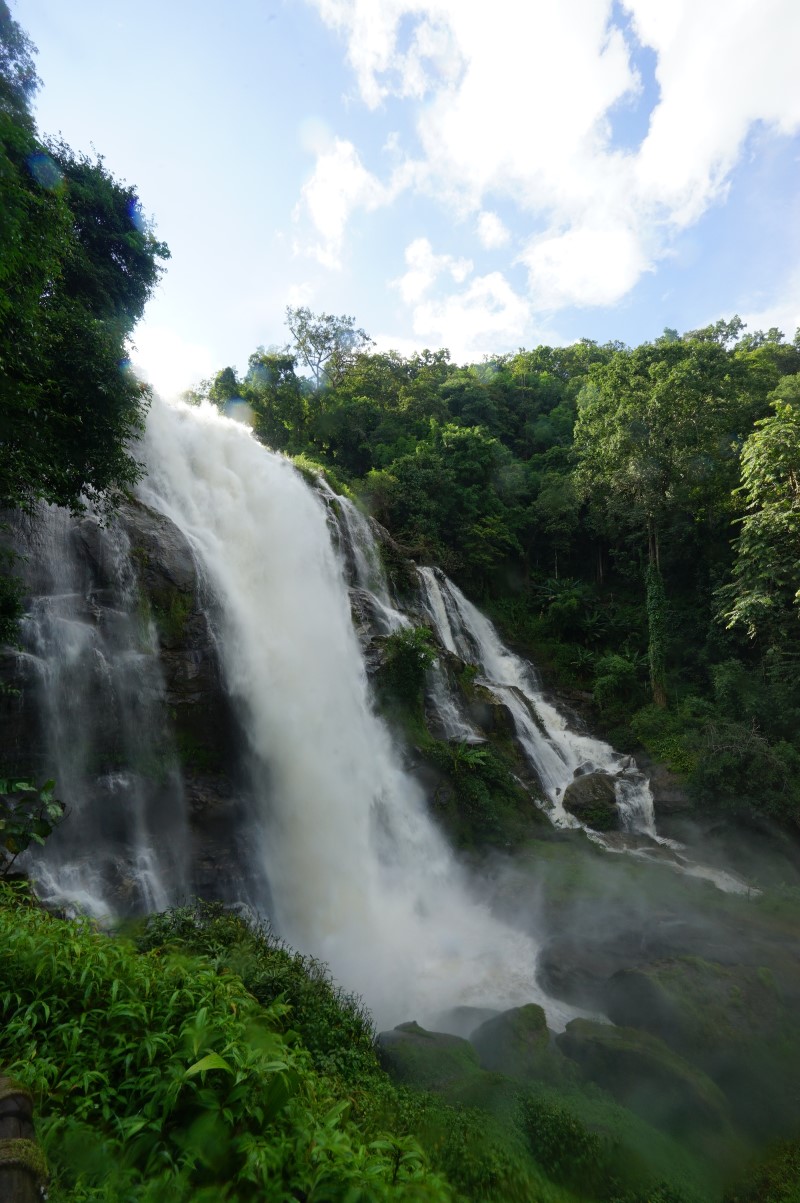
[646,562,668,706]
[136,901,378,1086]
[0,15,169,514]
[720,374,800,644]
[380,626,436,709]
[725,1139,800,1203]
[0,778,64,876]
[0,885,453,1203]
[519,1095,614,1195]
[286,306,373,391]
[593,653,643,713]
[0,545,23,644]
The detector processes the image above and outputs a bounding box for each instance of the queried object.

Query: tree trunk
[0,1077,46,1203]
[645,550,668,708]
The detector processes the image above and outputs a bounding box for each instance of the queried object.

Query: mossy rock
[556,1019,732,1139]
[470,1004,567,1084]
[562,772,620,831]
[376,1021,481,1091]
[604,957,800,1137]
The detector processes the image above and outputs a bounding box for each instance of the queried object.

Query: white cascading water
[325,495,479,743]
[319,481,409,636]
[416,569,754,893]
[139,398,586,1030]
[417,567,656,834]
[12,506,187,917]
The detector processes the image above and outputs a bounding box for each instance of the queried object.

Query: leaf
[184,1052,234,1078]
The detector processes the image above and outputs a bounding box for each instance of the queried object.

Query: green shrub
[380,626,436,709]
[0,884,452,1202]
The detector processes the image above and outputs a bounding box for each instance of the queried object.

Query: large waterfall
[9,395,748,1029]
[139,399,583,1029]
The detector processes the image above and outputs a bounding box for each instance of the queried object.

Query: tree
[0,0,38,123]
[243,349,305,451]
[720,374,800,643]
[0,27,169,514]
[574,335,750,705]
[285,306,372,391]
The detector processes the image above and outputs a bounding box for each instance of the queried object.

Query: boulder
[376,1021,480,1091]
[470,1004,565,1083]
[562,772,620,831]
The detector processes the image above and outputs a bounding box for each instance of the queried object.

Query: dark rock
[562,771,620,831]
[646,762,692,814]
[465,682,518,739]
[376,1021,480,1090]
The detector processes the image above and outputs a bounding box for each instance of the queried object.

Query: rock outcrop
[562,771,620,831]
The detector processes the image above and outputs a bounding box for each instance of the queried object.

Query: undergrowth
[0,885,452,1202]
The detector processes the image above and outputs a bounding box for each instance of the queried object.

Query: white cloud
[293,138,390,268]
[410,269,532,362]
[309,0,800,312]
[395,236,473,303]
[131,324,215,400]
[521,226,651,309]
[476,211,510,250]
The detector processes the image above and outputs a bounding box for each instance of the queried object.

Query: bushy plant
[380,626,436,709]
[0,884,453,1202]
[0,777,65,877]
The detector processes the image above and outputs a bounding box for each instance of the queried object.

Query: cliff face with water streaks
[0,499,243,909]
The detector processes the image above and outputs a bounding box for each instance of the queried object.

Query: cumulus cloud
[307,0,800,325]
[406,263,532,362]
[521,226,651,309]
[476,211,510,250]
[395,236,473,303]
[293,138,391,268]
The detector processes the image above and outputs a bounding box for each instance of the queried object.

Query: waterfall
[139,398,584,1030]
[11,506,188,917]
[417,567,657,835]
[318,480,409,636]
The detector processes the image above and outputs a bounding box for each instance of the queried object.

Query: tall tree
[720,374,800,644]
[574,335,750,704]
[285,306,372,391]
[0,5,169,513]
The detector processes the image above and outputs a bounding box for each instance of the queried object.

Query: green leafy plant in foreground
[0,884,453,1202]
[0,778,65,877]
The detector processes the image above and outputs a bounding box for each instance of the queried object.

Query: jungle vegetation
[198,310,800,831]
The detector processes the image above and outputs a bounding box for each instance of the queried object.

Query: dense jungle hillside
[199,307,800,833]
[2,4,800,1203]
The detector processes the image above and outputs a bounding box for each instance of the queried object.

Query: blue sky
[18,0,800,396]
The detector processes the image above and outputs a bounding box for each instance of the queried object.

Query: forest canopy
[198,308,800,828]
[0,0,169,515]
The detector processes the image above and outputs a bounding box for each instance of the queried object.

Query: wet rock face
[118,500,244,898]
[562,771,620,831]
[0,501,244,903]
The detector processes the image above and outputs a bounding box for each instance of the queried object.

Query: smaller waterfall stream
[12,507,188,917]
[415,568,753,893]
[417,568,656,833]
